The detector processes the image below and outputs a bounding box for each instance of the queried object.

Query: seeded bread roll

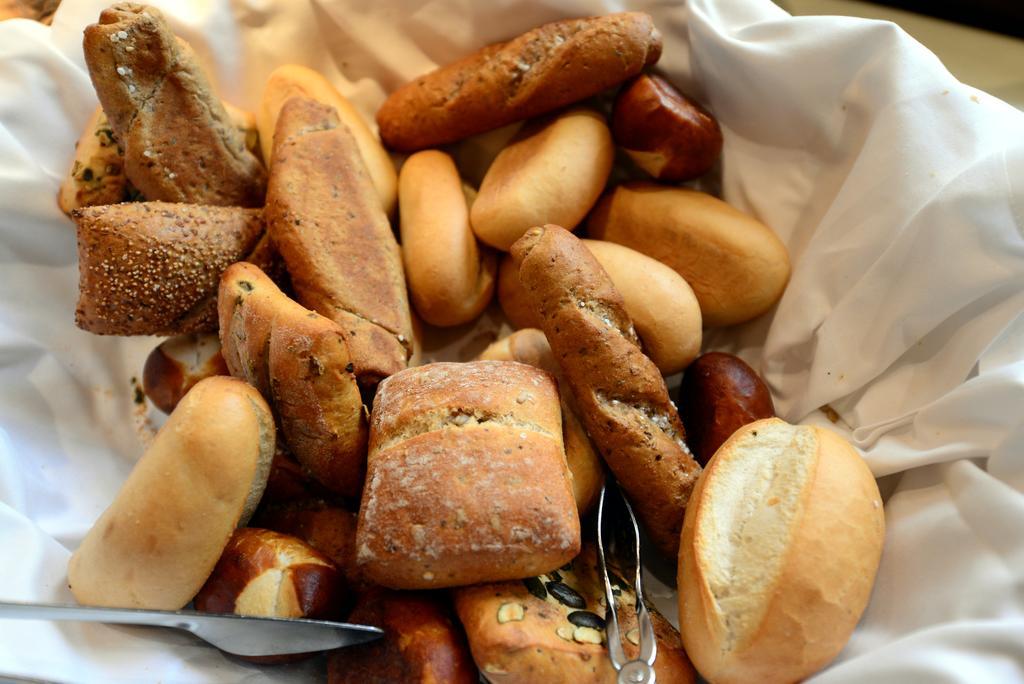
[82,3,265,206]
[399,150,497,327]
[328,589,478,684]
[67,376,275,609]
[73,202,271,336]
[470,107,614,251]
[266,96,413,386]
[356,361,580,589]
[679,418,885,684]
[454,544,695,683]
[219,262,368,499]
[511,225,702,558]
[478,329,604,515]
[259,64,397,214]
[142,333,227,414]
[376,12,662,151]
[587,183,791,327]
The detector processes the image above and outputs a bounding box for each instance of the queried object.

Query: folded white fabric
[0,0,1021,681]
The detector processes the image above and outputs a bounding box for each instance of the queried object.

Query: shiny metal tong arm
[0,601,382,657]
[596,483,658,684]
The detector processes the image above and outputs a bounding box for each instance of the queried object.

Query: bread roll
[67,376,275,609]
[141,333,227,414]
[499,240,702,376]
[259,448,333,507]
[219,262,368,499]
[470,108,613,251]
[399,150,497,326]
[356,361,580,589]
[254,501,367,594]
[588,183,791,328]
[82,3,265,206]
[266,96,413,386]
[454,544,695,683]
[478,329,604,515]
[678,352,776,466]
[328,589,478,684]
[259,64,397,214]
[612,74,722,182]
[679,418,885,684]
[376,12,662,151]
[194,527,342,620]
[57,106,131,215]
[73,202,271,336]
[511,225,701,558]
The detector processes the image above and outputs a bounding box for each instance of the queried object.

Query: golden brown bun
[376,12,661,152]
[67,376,275,609]
[57,107,131,215]
[259,64,397,214]
[511,225,701,559]
[399,150,497,327]
[193,527,344,620]
[677,352,776,467]
[498,242,702,375]
[611,74,722,182]
[82,3,265,207]
[478,329,604,515]
[328,589,478,684]
[254,500,367,594]
[587,183,791,328]
[454,544,695,683]
[0,0,59,22]
[470,108,614,251]
[356,361,580,589]
[73,202,270,336]
[141,333,227,414]
[679,418,885,684]
[266,96,412,386]
[218,262,368,499]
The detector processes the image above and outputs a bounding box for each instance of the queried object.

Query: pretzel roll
[511,225,702,558]
[478,329,603,515]
[399,151,497,327]
[142,333,227,414]
[470,107,614,251]
[259,64,397,214]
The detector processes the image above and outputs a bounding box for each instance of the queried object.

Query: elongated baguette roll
[498,241,703,376]
[218,262,368,499]
[266,96,413,386]
[511,225,701,558]
[470,108,614,251]
[588,183,791,327]
[67,376,275,609]
[399,151,497,327]
[83,3,265,207]
[679,418,885,684]
[259,64,397,214]
[74,202,272,336]
[376,12,662,151]
[478,329,603,515]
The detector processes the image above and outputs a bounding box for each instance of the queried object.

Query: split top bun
[679,418,885,684]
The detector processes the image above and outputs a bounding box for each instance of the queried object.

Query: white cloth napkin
[0,0,1021,681]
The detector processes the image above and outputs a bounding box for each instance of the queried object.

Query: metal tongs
[596,483,657,684]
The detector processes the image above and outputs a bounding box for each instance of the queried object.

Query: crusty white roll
[67,376,276,609]
[497,241,703,375]
[470,107,614,251]
[588,183,791,328]
[679,418,885,684]
[259,64,397,214]
[398,150,497,327]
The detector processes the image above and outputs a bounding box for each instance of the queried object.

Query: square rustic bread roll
[355,360,580,589]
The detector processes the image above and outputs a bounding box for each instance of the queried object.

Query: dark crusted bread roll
[511,225,702,558]
[375,12,662,151]
[82,3,265,206]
